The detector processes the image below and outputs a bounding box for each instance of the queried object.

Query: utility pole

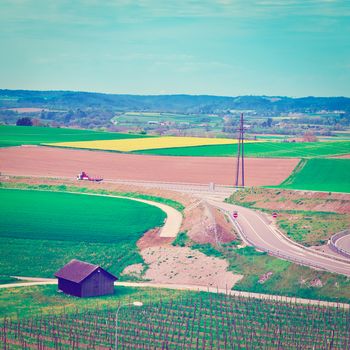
[115,301,143,349]
[235,113,245,187]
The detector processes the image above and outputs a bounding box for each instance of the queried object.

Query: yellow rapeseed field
[46,136,258,152]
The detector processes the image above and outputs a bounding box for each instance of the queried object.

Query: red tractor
[76,171,103,182]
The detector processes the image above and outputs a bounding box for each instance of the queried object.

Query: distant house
[54,259,117,298]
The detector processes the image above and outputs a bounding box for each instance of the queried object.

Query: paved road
[103,179,350,275]
[3,175,350,278]
[208,200,350,277]
[105,178,235,202]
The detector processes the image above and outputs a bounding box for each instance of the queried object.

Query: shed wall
[58,278,82,297]
[81,270,115,297]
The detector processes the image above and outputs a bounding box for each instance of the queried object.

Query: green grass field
[0,189,166,277]
[134,141,350,158]
[2,126,349,158]
[0,182,185,212]
[0,125,148,147]
[0,285,188,319]
[274,159,350,193]
[277,211,349,246]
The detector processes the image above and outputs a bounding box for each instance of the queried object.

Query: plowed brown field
[0,146,299,186]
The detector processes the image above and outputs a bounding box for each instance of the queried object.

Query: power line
[235,113,245,187]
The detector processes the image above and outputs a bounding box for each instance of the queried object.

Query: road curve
[110,195,182,238]
[208,200,350,277]
[336,234,350,255]
[2,188,182,238]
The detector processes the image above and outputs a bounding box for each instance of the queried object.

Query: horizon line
[0,88,349,99]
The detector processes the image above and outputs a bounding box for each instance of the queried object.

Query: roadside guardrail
[225,210,350,276]
[329,230,350,259]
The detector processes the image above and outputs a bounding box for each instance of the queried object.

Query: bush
[191,243,223,258]
[172,231,189,247]
[16,117,32,126]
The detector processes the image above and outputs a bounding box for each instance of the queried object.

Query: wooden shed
[54,259,117,298]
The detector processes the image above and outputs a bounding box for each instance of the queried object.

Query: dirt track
[2,278,349,309]
[0,146,299,186]
[333,154,350,158]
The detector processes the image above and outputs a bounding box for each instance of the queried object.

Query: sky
[0,0,349,97]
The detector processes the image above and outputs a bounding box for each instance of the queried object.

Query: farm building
[54,259,117,298]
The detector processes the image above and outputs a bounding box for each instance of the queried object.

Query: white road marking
[208,200,350,275]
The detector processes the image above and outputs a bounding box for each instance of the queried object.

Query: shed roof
[54,259,117,283]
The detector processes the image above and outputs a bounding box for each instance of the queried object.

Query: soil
[121,263,144,277]
[137,228,173,250]
[5,108,46,113]
[230,188,350,214]
[141,246,242,289]
[310,278,324,288]
[258,271,273,284]
[332,154,350,158]
[182,201,237,245]
[136,201,240,288]
[0,145,299,186]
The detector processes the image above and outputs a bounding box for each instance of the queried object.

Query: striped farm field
[0,125,149,148]
[273,158,350,193]
[45,136,259,152]
[0,188,166,278]
[134,140,350,158]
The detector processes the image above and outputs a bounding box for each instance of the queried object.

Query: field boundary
[1,277,349,309]
[1,173,237,191]
[43,136,243,153]
[132,141,350,158]
[0,187,182,238]
[270,158,350,193]
[279,158,306,186]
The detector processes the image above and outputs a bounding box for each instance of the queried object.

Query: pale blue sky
[0,0,349,96]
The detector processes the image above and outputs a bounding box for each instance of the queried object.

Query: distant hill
[1,89,349,115]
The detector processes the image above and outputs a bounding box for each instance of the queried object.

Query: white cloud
[1,0,349,27]
[102,0,350,18]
